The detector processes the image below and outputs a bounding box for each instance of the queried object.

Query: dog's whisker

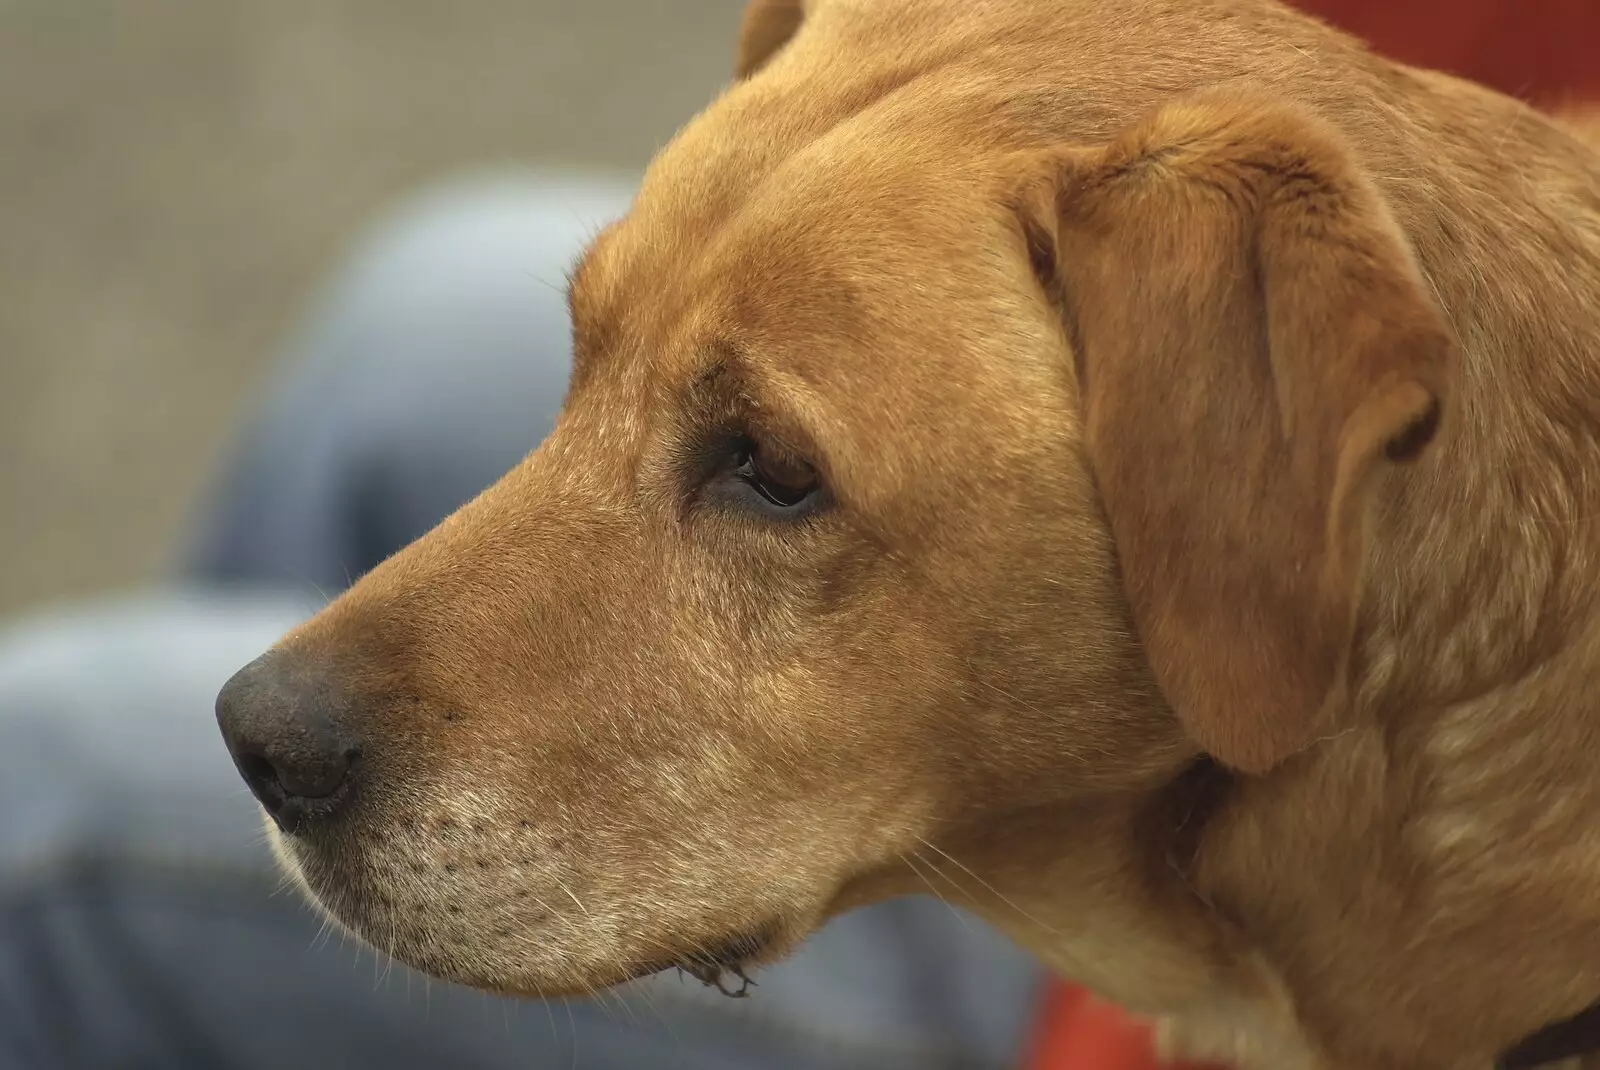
[915,836,1067,941]
[564,995,579,1070]
[527,977,562,1058]
[623,975,683,1046]
[551,875,595,922]
[603,974,647,1027]
[377,918,401,991]
[307,915,334,953]
[899,850,976,935]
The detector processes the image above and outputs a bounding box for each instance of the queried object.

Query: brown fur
[245,1,1600,1066]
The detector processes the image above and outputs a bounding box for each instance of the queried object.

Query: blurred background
[0,0,742,616]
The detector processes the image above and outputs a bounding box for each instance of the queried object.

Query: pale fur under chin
[1155,1000,1322,1070]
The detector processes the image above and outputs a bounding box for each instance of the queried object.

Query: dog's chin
[265,816,806,999]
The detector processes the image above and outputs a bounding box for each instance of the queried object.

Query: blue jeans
[0,173,1043,1069]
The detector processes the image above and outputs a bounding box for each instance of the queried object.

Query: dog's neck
[911,773,1325,1067]
[921,668,1600,1070]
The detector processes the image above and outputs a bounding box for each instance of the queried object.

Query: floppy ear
[735,0,805,79]
[1019,89,1453,774]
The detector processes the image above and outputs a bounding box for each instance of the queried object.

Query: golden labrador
[216,1,1600,1066]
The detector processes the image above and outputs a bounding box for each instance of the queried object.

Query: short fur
[243,2,1600,1066]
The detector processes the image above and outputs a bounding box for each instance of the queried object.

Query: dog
[215,1,1600,1066]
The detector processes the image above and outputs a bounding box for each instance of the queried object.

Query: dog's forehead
[579,102,1014,357]
[575,155,1004,448]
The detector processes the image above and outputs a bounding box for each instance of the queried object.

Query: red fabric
[1292,0,1600,106]
[1024,9,1596,1070]
[1025,981,1226,1070]
[1025,982,1167,1070]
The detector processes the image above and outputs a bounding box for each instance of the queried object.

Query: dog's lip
[625,925,775,994]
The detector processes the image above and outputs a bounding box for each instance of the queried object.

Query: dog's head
[216,0,1451,997]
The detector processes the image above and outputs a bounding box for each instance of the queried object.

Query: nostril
[232,744,358,834]
[251,745,356,801]
[276,745,356,800]
[238,751,290,815]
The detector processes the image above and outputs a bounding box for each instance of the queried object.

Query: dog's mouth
[271,809,801,1000]
[629,926,777,997]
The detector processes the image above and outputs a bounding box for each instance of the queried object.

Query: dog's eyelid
[677,397,833,523]
[742,425,810,469]
[684,345,833,485]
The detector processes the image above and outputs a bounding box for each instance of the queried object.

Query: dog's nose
[215,652,361,833]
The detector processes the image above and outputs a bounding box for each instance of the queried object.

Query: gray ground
[0,0,742,615]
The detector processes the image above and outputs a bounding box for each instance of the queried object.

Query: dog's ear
[1017,89,1453,774]
[735,0,805,79]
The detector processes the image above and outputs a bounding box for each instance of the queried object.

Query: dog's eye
[733,437,820,511]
